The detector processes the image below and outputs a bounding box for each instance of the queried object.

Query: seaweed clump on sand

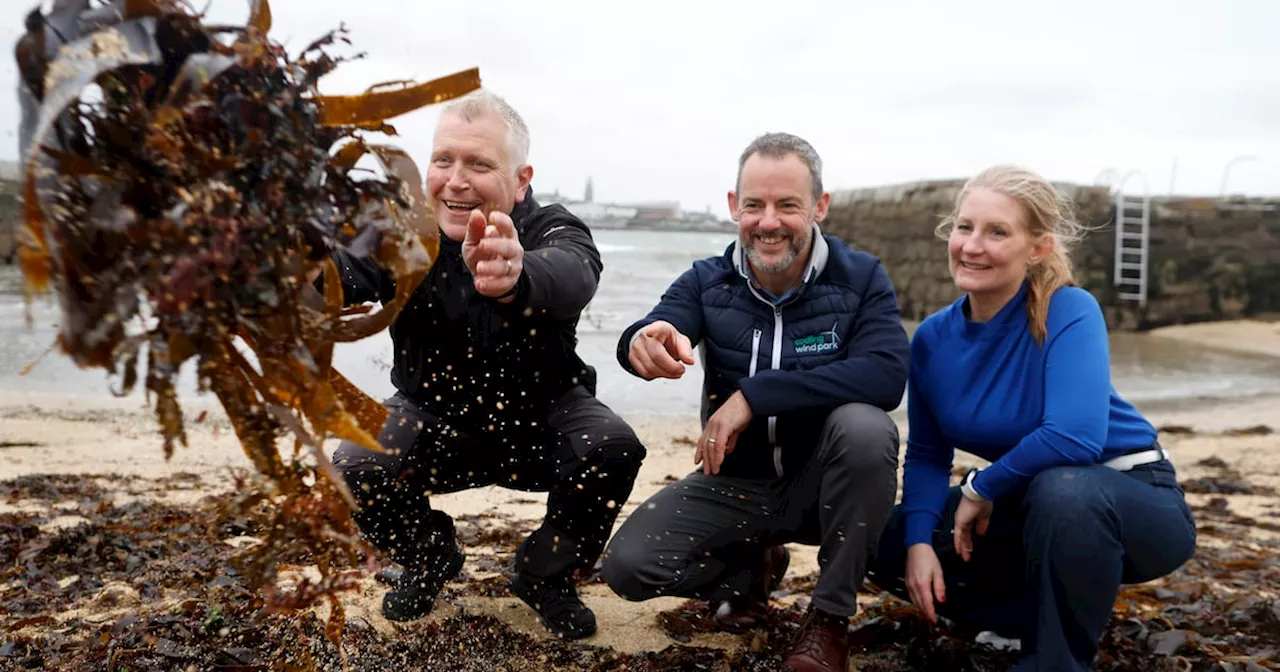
[649,506,1280,672]
[1,473,1277,670]
[12,0,480,650]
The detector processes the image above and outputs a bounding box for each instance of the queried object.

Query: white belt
[1102,447,1167,472]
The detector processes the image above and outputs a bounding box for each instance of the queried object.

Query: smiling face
[728,152,829,282]
[948,187,1053,305]
[426,109,533,241]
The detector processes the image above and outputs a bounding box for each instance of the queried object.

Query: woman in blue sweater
[866,165,1196,671]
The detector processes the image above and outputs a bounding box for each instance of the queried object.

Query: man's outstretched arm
[499,216,603,320]
[617,266,705,379]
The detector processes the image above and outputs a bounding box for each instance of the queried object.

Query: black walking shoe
[381,542,466,622]
[714,544,790,632]
[509,572,597,640]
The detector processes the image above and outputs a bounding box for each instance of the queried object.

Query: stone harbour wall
[0,176,17,265]
[3,169,1278,330]
[825,180,1280,330]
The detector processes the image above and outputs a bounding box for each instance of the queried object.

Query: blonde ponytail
[1026,246,1075,345]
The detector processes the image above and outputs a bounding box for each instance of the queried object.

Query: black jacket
[325,194,602,433]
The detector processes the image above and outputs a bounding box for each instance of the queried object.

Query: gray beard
[744,228,811,274]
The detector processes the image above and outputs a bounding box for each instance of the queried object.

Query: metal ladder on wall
[1112,172,1150,305]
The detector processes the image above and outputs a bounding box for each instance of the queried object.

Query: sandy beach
[1149,319,1280,360]
[2,320,1279,669]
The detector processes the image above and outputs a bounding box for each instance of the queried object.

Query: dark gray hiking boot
[381,540,466,622]
[508,525,596,639]
[714,544,791,632]
[509,571,597,640]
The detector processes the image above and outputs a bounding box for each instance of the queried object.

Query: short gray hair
[440,89,531,169]
[736,132,824,202]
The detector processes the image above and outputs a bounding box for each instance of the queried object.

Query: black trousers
[601,403,901,617]
[332,386,647,580]
[866,460,1196,671]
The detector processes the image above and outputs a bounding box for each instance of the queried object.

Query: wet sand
[1149,319,1280,359]
[3,377,1279,663]
[0,391,764,655]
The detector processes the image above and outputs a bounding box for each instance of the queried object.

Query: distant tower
[584,177,594,204]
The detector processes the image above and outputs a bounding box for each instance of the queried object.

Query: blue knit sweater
[902,282,1158,547]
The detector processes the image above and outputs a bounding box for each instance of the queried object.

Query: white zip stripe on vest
[745,280,789,479]
[769,306,784,478]
[749,329,761,377]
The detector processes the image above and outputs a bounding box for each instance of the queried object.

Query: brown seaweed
[3,473,1276,670]
[12,0,479,652]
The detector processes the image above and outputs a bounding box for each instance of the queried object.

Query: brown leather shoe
[782,606,851,672]
[712,544,790,632]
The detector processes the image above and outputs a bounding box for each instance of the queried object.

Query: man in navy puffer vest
[601,132,909,672]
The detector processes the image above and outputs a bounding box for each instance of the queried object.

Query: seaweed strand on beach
[1,473,1276,671]
[12,0,480,649]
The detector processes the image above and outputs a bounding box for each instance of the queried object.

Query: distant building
[628,201,680,221]
[534,189,569,205]
[537,183,732,232]
[565,201,637,229]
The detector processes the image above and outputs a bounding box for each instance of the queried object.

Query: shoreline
[1148,319,1280,359]
[6,314,1280,418]
[3,386,1278,547]
[3,381,1278,432]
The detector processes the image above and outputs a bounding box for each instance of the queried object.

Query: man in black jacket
[323,90,645,640]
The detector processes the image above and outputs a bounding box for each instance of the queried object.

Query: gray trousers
[601,403,900,617]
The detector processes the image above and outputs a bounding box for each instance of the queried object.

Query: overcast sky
[2,0,1276,213]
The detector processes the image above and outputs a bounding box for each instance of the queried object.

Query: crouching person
[866,165,1196,671]
[323,91,646,639]
[600,132,910,672]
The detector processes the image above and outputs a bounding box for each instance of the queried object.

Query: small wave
[1121,377,1280,404]
[596,243,638,254]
